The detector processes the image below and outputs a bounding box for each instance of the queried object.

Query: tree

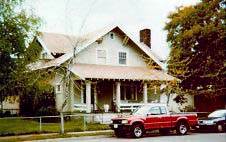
[0,0,40,110]
[165,0,225,99]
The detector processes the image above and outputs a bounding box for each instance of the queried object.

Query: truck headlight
[121,120,128,124]
[110,120,113,124]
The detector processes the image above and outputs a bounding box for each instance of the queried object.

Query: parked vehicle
[109,104,198,138]
[198,109,226,133]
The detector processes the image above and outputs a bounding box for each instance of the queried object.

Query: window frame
[56,83,62,93]
[118,51,128,65]
[120,84,137,101]
[96,49,107,65]
[109,32,115,40]
[148,106,161,115]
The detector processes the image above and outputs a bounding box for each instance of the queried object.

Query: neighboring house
[0,96,20,115]
[32,25,194,113]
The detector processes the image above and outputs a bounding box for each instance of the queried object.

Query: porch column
[143,83,148,104]
[70,80,74,112]
[80,83,84,104]
[116,82,121,112]
[86,81,91,113]
[94,83,98,111]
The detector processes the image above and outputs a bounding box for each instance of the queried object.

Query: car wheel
[176,122,188,135]
[159,128,170,135]
[131,124,144,138]
[216,123,224,133]
[114,130,124,137]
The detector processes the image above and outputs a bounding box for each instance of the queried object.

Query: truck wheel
[216,123,224,133]
[176,122,188,135]
[159,128,170,135]
[131,124,144,138]
[114,130,124,137]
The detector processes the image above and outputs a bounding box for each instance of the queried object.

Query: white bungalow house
[32,25,194,113]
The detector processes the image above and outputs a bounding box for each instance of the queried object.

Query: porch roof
[71,64,175,81]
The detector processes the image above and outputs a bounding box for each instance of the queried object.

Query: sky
[24,0,200,60]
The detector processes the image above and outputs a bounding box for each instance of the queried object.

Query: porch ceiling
[71,64,175,81]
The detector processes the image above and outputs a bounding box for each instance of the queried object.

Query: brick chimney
[140,29,151,48]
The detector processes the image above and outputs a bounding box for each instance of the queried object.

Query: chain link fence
[0,113,128,136]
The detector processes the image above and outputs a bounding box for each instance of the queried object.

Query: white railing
[119,103,146,112]
[74,104,87,112]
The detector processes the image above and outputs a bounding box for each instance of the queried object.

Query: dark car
[198,109,226,132]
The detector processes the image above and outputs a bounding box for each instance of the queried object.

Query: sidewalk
[0,130,114,141]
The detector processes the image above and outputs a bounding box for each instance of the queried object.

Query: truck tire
[216,123,224,133]
[176,122,188,135]
[131,124,144,138]
[114,130,124,137]
[159,128,170,135]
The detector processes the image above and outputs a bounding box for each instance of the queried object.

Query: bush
[183,105,196,112]
[36,106,58,116]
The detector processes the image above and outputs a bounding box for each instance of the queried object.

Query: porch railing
[118,103,146,112]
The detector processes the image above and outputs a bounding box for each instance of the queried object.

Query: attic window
[97,50,107,64]
[118,52,127,65]
[109,32,115,39]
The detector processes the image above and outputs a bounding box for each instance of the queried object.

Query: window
[118,52,127,65]
[120,85,137,101]
[56,84,61,93]
[160,106,167,114]
[109,32,114,39]
[97,50,106,64]
[149,107,161,115]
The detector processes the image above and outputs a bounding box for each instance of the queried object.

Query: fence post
[60,112,64,134]
[39,117,42,132]
[83,114,86,131]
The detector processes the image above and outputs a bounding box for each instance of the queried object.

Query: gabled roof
[34,24,166,70]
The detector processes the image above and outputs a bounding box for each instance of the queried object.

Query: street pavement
[33,132,226,142]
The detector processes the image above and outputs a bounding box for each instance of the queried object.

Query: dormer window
[109,32,115,39]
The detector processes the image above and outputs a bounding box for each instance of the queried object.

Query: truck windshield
[133,106,150,116]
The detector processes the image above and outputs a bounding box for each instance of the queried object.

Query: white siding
[74,32,147,67]
[160,93,194,113]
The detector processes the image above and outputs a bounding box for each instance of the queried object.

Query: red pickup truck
[109,104,198,138]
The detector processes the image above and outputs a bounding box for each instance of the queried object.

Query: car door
[146,106,161,129]
[159,106,171,128]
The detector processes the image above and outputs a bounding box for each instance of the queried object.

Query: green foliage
[24,39,43,64]
[0,0,41,103]
[173,94,188,105]
[165,0,226,98]
[19,84,56,116]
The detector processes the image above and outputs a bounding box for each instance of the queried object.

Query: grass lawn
[0,117,110,136]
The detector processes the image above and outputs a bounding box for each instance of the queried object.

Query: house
[31,25,194,113]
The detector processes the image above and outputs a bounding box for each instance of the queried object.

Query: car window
[208,110,226,118]
[160,106,167,114]
[149,106,161,115]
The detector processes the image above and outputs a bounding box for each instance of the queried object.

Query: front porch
[56,63,175,113]
[72,80,159,113]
